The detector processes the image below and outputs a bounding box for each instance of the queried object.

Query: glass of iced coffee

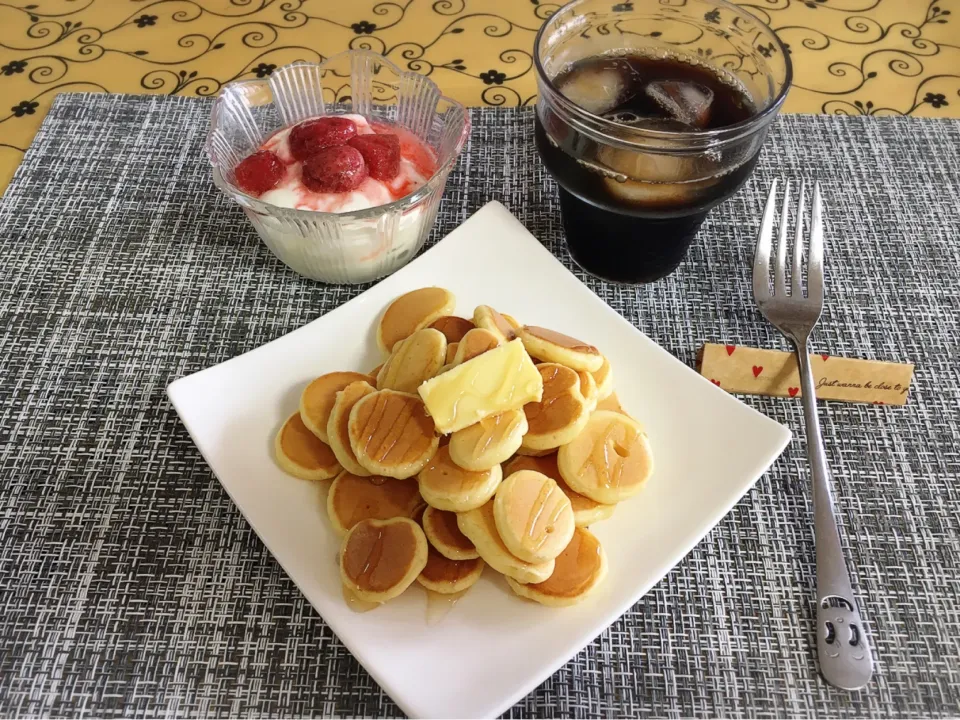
[534,0,791,283]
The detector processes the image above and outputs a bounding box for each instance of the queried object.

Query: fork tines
[753,179,824,304]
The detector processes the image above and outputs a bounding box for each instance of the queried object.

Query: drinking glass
[534,0,791,283]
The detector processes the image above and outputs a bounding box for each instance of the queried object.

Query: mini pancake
[456,500,555,584]
[517,326,603,372]
[516,444,554,457]
[340,517,428,604]
[449,410,527,472]
[377,327,447,393]
[577,370,599,413]
[504,454,615,527]
[558,410,654,504]
[452,328,501,365]
[592,356,614,401]
[506,527,607,606]
[275,412,342,480]
[327,380,377,477]
[327,471,424,536]
[416,545,485,594]
[445,343,459,364]
[494,469,575,564]
[473,305,519,343]
[422,506,478,560]
[300,371,375,443]
[348,389,439,479]
[429,316,475,343]
[596,391,626,415]
[522,363,589,450]
[418,445,502,512]
[377,287,456,354]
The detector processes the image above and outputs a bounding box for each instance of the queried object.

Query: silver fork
[753,179,873,691]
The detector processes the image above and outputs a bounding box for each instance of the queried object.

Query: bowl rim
[207,50,471,220]
[532,0,793,151]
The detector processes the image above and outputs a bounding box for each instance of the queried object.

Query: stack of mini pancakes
[275,287,654,609]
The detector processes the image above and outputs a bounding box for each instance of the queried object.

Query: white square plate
[168,201,791,719]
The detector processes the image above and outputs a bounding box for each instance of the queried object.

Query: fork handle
[796,341,873,690]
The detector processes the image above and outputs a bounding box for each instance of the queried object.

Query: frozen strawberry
[233,150,285,196]
[301,145,368,193]
[347,134,401,181]
[288,117,358,161]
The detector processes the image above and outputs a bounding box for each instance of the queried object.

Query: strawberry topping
[301,145,368,193]
[233,150,285,196]
[347,134,401,181]
[288,117,358,161]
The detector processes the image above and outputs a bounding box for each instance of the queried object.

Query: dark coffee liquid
[537,54,758,283]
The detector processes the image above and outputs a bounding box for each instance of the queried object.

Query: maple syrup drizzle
[342,585,379,613]
[471,412,520,455]
[357,393,429,463]
[425,588,469,625]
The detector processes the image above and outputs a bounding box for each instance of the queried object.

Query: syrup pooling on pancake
[448,409,527,472]
[558,410,653,504]
[494,469,575,564]
[340,517,428,603]
[275,412,342,480]
[327,471,423,535]
[506,527,607,606]
[349,389,439,478]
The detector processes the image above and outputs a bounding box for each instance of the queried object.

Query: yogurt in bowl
[206,52,469,284]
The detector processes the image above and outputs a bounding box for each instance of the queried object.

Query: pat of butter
[418,338,543,434]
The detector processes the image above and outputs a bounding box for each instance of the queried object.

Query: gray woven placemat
[1,93,959,718]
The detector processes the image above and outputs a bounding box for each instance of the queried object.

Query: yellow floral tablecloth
[1,0,958,194]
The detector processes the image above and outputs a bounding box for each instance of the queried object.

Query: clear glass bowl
[206,51,470,284]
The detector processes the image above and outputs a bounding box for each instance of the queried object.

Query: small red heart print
[788,387,799,397]
[710,379,721,386]
[821,354,829,361]
[873,400,885,405]
[752,365,763,378]
[725,345,736,356]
